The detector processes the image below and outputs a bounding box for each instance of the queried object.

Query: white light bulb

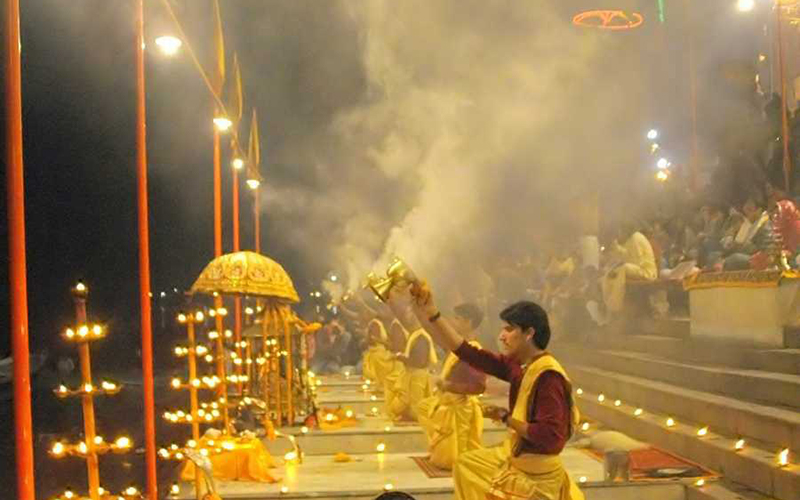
[737,0,755,12]
[155,35,182,56]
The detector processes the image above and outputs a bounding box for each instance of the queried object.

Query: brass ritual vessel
[365,257,417,302]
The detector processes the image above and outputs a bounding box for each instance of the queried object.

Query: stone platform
[269,412,508,456]
[176,448,621,500]
[173,375,714,500]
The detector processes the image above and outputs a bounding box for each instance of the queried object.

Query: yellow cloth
[383,361,407,419]
[416,343,484,469]
[452,355,583,500]
[180,436,278,483]
[387,329,437,420]
[602,232,658,313]
[363,343,395,386]
[388,366,432,421]
[417,391,483,470]
[403,328,439,365]
[440,351,462,380]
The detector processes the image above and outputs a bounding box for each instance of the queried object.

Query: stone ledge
[577,391,799,500]
[566,364,800,452]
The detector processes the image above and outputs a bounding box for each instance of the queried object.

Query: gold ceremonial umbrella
[190,251,299,302]
[191,251,307,427]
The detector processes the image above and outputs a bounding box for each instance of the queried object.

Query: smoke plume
[260,0,646,303]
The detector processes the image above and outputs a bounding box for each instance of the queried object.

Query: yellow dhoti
[388,366,432,420]
[383,361,407,419]
[453,355,584,500]
[387,328,438,421]
[363,343,394,387]
[417,391,483,469]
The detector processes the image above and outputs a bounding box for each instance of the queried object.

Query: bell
[386,257,417,285]
[365,272,395,303]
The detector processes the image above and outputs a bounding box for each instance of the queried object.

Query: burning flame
[778,448,789,466]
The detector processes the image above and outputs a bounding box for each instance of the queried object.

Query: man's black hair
[453,302,483,329]
[374,492,417,500]
[499,301,551,350]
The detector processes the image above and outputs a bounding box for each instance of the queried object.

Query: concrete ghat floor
[183,375,691,499]
[175,447,608,500]
[313,384,506,416]
[270,412,508,456]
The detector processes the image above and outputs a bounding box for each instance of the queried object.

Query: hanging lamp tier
[190,251,299,303]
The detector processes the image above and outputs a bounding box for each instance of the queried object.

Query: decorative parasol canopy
[190,251,300,303]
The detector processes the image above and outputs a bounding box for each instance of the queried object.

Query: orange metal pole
[214,126,223,258]
[213,309,231,433]
[254,189,261,253]
[776,4,793,192]
[261,311,271,415]
[233,169,240,253]
[281,308,294,426]
[233,170,243,392]
[5,0,36,498]
[135,1,158,498]
[74,296,101,500]
[186,319,201,499]
[272,307,283,425]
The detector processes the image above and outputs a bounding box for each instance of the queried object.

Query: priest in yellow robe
[416,303,487,470]
[410,282,585,500]
[362,318,395,387]
[382,319,409,419]
[387,324,437,421]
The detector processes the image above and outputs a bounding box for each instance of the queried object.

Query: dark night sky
[2,1,766,358]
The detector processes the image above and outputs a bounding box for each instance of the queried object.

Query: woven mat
[410,456,451,478]
[583,447,720,481]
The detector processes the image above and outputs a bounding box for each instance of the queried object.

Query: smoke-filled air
[259,0,648,302]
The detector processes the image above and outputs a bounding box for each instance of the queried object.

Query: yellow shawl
[510,353,580,459]
[403,328,438,366]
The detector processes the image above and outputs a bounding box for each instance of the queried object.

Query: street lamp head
[737,0,755,12]
[213,117,233,132]
[646,129,658,140]
[155,36,182,56]
[232,158,245,170]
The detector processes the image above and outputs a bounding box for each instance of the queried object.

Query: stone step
[178,482,687,500]
[315,391,385,415]
[268,416,509,456]
[176,449,675,500]
[316,375,367,388]
[687,480,782,500]
[562,347,800,410]
[564,364,800,453]
[576,335,800,376]
[574,387,800,500]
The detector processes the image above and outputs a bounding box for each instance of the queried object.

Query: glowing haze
[259,0,648,303]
